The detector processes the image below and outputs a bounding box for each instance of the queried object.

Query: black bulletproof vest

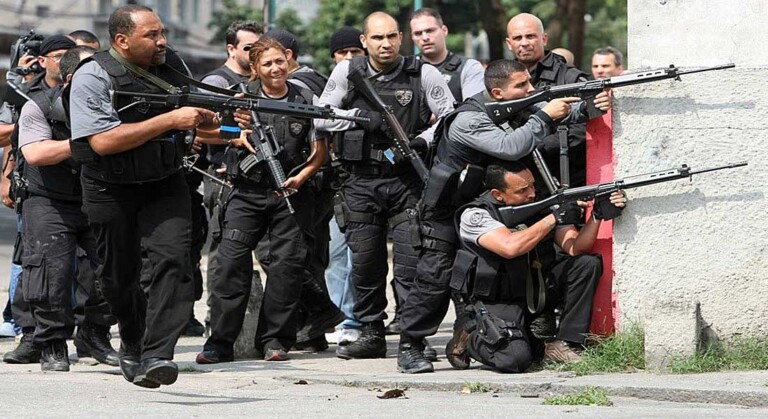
[289,66,328,97]
[422,93,498,209]
[244,81,313,174]
[79,50,190,184]
[455,192,556,302]
[201,65,250,166]
[23,85,81,201]
[432,52,467,103]
[343,56,429,152]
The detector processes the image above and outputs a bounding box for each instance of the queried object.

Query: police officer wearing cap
[69,5,219,388]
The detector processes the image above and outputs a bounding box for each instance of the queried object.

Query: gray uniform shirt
[18,101,53,149]
[69,61,121,140]
[449,95,589,161]
[457,58,486,100]
[318,57,455,143]
[0,102,13,125]
[459,207,505,246]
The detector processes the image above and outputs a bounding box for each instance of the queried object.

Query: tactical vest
[451,192,555,303]
[432,52,467,103]
[422,92,498,210]
[529,51,586,89]
[336,56,429,166]
[23,84,82,202]
[289,66,328,97]
[77,50,190,184]
[201,65,250,166]
[232,81,314,184]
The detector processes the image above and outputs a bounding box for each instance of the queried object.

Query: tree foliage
[207,0,263,45]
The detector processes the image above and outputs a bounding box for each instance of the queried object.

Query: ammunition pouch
[333,191,348,232]
[450,249,477,296]
[335,129,365,161]
[389,208,420,249]
[9,172,28,214]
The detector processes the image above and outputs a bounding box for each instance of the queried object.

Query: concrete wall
[614,0,767,367]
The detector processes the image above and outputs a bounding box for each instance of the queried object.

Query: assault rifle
[347,67,430,183]
[112,87,369,139]
[486,63,735,124]
[498,161,747,226]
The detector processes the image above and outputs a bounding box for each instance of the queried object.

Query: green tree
[207,0,263,45]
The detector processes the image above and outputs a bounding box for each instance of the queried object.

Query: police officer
[197,37,328,363]
[69,5,219,388]
[16,41,119,371]
[397,59,610,373]
[318,11,454,360]
[453,162,626,372]
[410,8,485,104]
[506,13,590,187]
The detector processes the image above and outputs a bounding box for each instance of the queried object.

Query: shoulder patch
[325,79,337,92]
[86,96,101,111]
[469,211,484,226]
[430,85,445,100]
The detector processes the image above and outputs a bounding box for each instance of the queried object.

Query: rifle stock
[497,161,747,226]
[486,63,735,124]
[347,67,430,182]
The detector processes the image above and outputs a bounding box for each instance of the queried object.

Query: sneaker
[195,349,234,364]
[336,323,386,359]
[182,317,206,337]
[74,323,119,366]
[0,322,17,337]
[543,340,582,363]
[397,342,434,374]
[263,348,289,361]
[325,328,342,344]
[423,338,438,362]
[3,328,41,364]
[445,327,471,370]
[40,340,70,372]
[338,328,360,345]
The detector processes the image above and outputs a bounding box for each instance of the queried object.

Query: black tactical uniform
[19,82,117,369]
[524,51,589,187]
[451,192,602,373]
[71,49,195,376]
[204,81,316,357]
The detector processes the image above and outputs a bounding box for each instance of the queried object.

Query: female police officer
[198,38,327,362]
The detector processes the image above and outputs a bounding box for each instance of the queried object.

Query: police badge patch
[430,86,445,100]
[394,89,413,106]
[86,96,101,111]
[290,122,304,136]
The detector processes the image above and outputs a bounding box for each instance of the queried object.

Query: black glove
[551,201,583,226]
[410,136,428,154]
[592,193,624,221]
[356,110,385,133]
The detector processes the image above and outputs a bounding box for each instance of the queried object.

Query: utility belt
[345,160,414,178]
[332,190,419,242]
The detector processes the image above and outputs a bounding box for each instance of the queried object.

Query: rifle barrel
[688,161,747,176]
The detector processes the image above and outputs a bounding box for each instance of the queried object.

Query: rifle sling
[526,254,547,315]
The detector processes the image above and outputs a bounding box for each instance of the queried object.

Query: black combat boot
[118,340,148,386]
[74,323,119,366]
[336,322,386,359]
[423,338,438,362]
[3,327,41,364]
[40,340,70,372]
[397,342,434,374]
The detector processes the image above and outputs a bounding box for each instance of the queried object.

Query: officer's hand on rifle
[551,201,585,225]
[593,90,612,112]
[542,97,580,120]
[592,190,626,221]
[233,108,252,130]
[410,137,428,155]
[282,174,306,191]
[356,110,386,132]
[231,129,257,154]
[170,107,218,131]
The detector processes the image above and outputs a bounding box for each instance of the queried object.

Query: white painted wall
[614,0,767,358]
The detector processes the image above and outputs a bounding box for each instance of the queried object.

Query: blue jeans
[325,218,359,329]
[7,215,22,334]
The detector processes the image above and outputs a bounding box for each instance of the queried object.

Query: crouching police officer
[450,162,626,372]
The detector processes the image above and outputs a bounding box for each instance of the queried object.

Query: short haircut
[108,5,153,40]
[593,46,624,67]
[225,21,264,47]
[68,30,100,47]
[247,38,286,81]
[362,12,399,35]
[485,161,529,192]
[60,46,97,80]
[484,59,527,92]
[409,7,444,25]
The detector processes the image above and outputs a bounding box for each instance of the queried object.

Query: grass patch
[544,387,612,406]
[553,323,645,376]
[462,381,494,393]
[668,337,768,374]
